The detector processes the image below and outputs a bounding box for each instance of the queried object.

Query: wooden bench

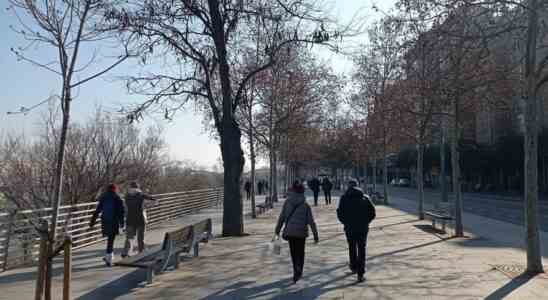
[424,211,453,233]
[256,196,273,214]
[115,218,213,284]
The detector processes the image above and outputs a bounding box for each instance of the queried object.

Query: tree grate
[491,264,548,279]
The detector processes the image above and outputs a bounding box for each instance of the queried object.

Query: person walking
[90,183,125,267]
[122,181,157,258]
[258,180,264,195]
[308,177,321,206]
[244,180,252,200]
[337,179,376,282]
[275,180,319,283]
[321,177,333,205]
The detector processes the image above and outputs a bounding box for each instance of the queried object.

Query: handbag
[282,202,304,240]
[270,235,282,255]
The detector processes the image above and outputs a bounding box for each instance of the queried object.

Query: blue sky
[0,0,395,170]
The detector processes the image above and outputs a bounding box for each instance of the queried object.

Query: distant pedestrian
[90,183,125,267]
[337,179,376,282]
[308,177,321,206]
[258,180,264,195]
[122,181,157,258]
[275,180,319,283]
[321,177,333,205]
[244,180,252,200]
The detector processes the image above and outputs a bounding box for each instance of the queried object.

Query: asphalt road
[386,186,548,231]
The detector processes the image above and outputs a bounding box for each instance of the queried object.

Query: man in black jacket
[337,179,376,282]
[321,177,333,205]
[308,177,321,206]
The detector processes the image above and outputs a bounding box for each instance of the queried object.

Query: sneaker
[293,272,302,284]
[102,257,112,267]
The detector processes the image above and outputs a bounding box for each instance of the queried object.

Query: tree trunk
[441,122,448,203]
[272,146,279,203]
[417,142,425,219]
[45,91,71,300]
[452,100,464,237]
[524,0,543,273]
[248,124,256,219]
[383,146,389,205]
[208,0,244,236]
[270,146,275,199]
[220,121,245,236]
[373,157,377,193]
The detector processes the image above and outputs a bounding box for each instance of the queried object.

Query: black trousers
[312,190,319,206]
[287,237,306,278]
[245,190,251,200]
[106,234,116,254]
[323,190,332,204]
[345,230,368,275]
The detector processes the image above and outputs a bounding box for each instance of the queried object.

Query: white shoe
[103,253,113,267]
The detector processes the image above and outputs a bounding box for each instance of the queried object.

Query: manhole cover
[491,264,548,279]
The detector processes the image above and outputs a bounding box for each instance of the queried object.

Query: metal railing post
[2,209,16,271]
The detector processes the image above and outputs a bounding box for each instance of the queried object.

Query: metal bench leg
[174,253,180,269]
[432,219,436,229]
[442,220,446,233]
[146,267,154,284]
[193,242,199,257]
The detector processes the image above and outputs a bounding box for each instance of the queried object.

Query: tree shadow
[484,272,537,300]
[368,237,451,261]
[199,264,351,300]
[75,269,145,300]
[372,219,420,230]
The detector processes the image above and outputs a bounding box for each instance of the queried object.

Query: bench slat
[115,244,164,267]
[424,212,453,220]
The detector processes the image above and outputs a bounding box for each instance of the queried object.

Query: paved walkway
[2,192,548,299]
[115,194,547,299]
[0,197,262,300]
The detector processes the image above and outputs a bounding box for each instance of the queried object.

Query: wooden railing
[0,187,223,271]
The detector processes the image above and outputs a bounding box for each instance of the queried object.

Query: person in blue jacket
[90,183,125,266]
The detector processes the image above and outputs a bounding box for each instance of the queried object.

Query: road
[386,186,548,231]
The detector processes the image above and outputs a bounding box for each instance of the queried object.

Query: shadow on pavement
[372,219,419,230]
[369,237,451,261]
[75,269,145,300]
[200,264,351,300]
[484,272,536,300]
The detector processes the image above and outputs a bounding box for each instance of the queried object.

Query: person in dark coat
[244,180,252,200]
[275,180,319,283]
[308,177,321,206]
[90,183,125,266]
[122,181,157,258]
[337,179,376,282]
[257,180,264,195]
[321,177,333,205]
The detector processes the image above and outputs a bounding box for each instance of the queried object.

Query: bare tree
[8,1,133,296]
[352,17,405,204]
[109,0,353,235]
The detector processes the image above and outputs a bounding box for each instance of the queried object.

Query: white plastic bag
[270,235,282,255]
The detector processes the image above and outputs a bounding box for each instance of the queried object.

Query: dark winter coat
[275,191,319,240]
[321,179,333,191]
[337,187,376,237]
[308,178,321,192]
[90,191,125,237]
[125,188,154,227]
